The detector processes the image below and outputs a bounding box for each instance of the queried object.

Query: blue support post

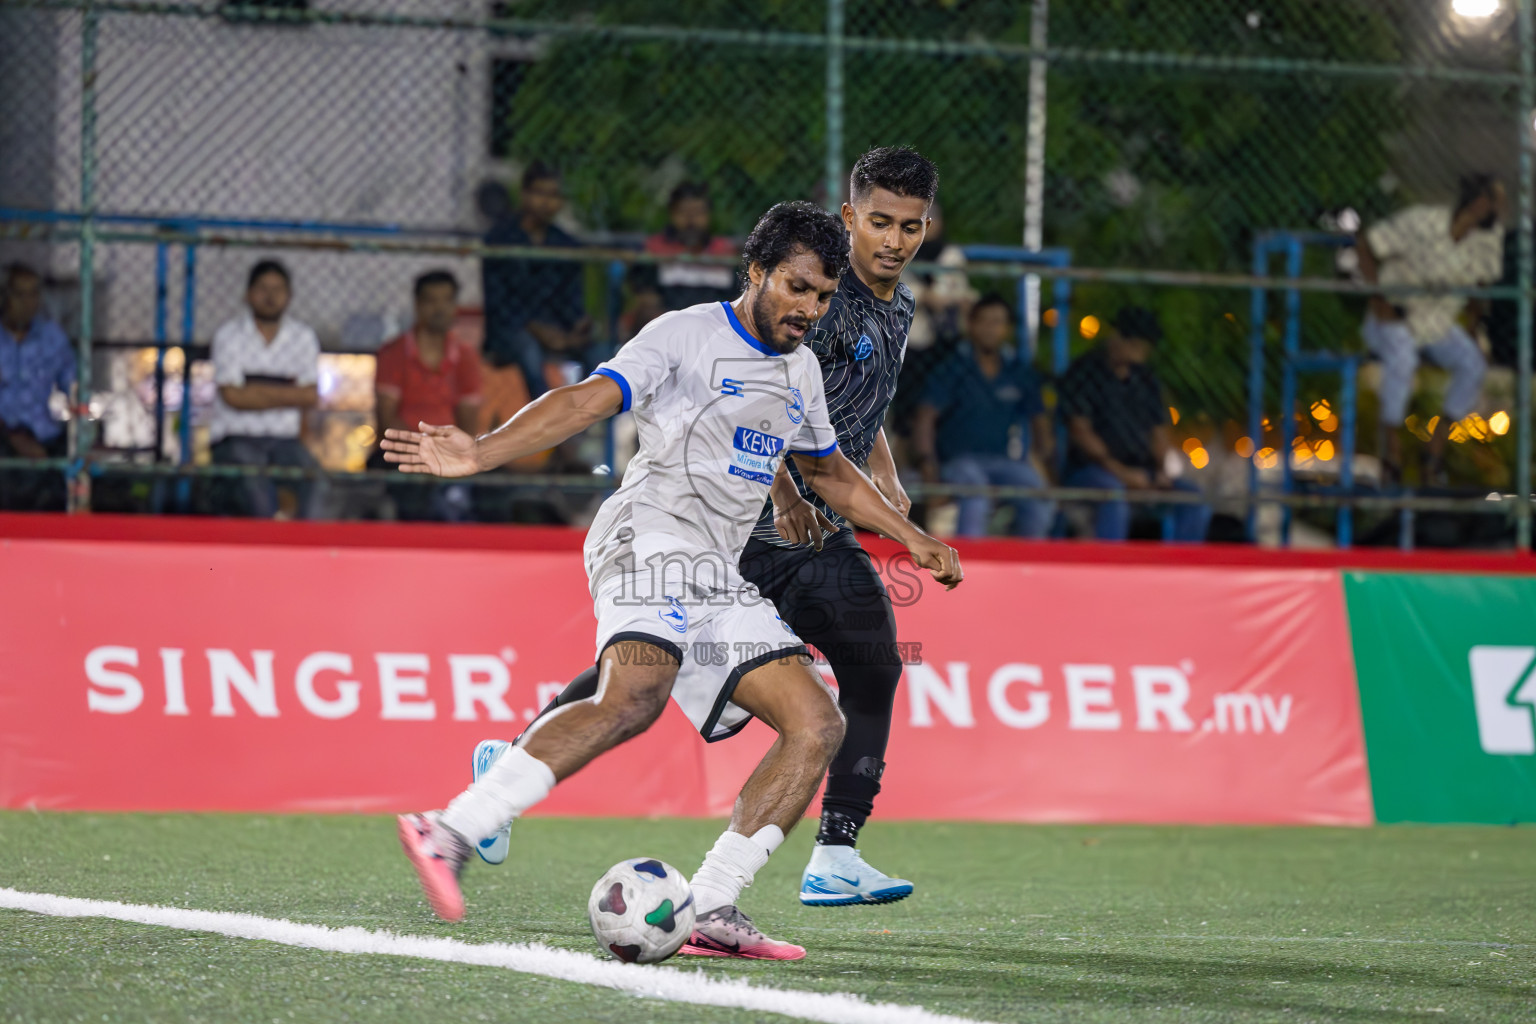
[1256,229,1362,549]
[178,243,197,465]
[1247,236,1271,541]
[153,242,169,462]
[1338,358,1357,548]
[1277,237,1304,545]
[605,260,625,354]
[1015,274,1031,358]
[1050,273,1071,376]
[175,243,198,508]
[1050,270,1072,477]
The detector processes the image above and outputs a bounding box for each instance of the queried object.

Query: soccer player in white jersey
[511,149,942,908]
[383,202,963,959]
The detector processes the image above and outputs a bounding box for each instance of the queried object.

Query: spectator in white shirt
[1358,175,1505,483]
[209,260,326,518]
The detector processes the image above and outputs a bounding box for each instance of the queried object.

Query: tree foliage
[503,0,1408,418]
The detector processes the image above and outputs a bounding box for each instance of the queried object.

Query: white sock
[690,826,782,914]
[439,746,555,843]
[751,824,785,855]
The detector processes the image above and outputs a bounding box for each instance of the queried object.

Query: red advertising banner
[0,535,1371,824]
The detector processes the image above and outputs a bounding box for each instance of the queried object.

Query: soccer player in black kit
[473,147,941,910]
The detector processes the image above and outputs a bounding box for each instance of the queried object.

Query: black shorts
[738,530,901,668]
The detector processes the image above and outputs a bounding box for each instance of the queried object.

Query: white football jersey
[584,301,838,597]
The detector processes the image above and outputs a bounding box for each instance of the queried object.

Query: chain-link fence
[0,0,1532,548]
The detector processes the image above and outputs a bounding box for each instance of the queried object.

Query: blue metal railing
[958,245,1073,373]
[1249,230,1363,548]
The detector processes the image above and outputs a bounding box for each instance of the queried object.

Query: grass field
[1,813,1532,1023]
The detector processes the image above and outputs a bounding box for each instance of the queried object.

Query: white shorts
[592,568,808,742]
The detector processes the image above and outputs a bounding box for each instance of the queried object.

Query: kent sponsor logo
[727,427,783,486]
[733,427,783,457]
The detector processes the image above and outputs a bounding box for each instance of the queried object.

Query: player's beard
[750,290,809,355]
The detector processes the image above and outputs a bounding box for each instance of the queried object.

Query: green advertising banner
[1344,572,1536,824]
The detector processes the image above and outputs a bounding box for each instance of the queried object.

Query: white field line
[0,888,995,1024]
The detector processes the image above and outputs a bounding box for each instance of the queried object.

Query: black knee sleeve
[517,664,600,742]
[556,664,601,707]
[829,659,902,777]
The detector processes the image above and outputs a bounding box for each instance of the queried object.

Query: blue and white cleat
[470,739,513,865]
[799,843,913,907]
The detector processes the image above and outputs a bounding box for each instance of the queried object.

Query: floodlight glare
[1452,0,1500,18]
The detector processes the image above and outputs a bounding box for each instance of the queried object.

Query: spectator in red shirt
[623,182,739,339]
[370,270,481,520]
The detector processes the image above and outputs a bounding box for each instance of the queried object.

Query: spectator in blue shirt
[0,263,75,509]
[481,162,591,400]
[912,295,1054,538]
[0,262,75,455]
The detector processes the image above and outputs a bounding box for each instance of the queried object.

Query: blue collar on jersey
[721,301,780,357]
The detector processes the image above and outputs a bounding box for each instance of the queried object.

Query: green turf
[1,814,1532,1023]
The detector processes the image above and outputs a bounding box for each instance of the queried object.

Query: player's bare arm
[768,462,834,550]
[773,429,909,549]
[218,382,319,411]
[791,447,963,589]
[381,374,623,477]
[866,428,910,517]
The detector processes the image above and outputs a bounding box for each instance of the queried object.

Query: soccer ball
[587,857,696,964]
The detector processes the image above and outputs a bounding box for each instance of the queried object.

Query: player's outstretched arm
[792,448,963,590]
[382,375,624,477]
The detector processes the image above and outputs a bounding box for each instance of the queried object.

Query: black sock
[816,760,884,846]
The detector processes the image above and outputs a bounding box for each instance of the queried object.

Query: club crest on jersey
[659,596,688,634]
[854,335,874,361]
[786,387,805,424]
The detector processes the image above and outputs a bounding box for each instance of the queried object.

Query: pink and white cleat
[677,905,806,960]
[397,812,471,922]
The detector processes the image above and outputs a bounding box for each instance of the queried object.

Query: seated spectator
[635,181,738,317]
[482,161,590,401]
[906,202,972,351]
[1357,174,1504,484]
[0,262,74,510]
[1058,307,1210,542]
[370,269,481,521]
[209,259,326,519]
[891,204,969,436]
[912,295,1054,538]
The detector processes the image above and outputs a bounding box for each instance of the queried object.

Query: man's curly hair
[741,200,851,282]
